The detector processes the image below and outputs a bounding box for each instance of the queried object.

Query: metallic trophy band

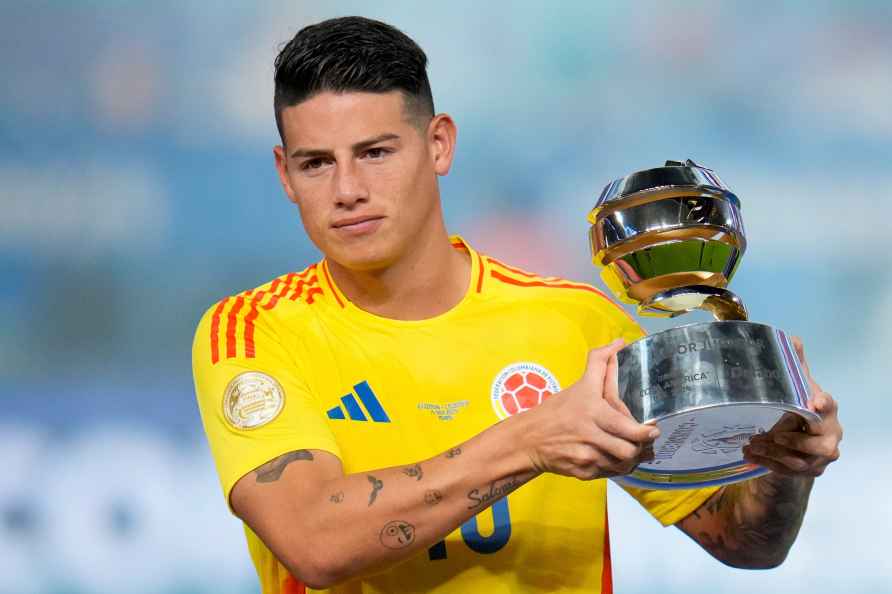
[588,160,819,489]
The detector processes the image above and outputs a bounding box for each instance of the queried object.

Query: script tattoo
[368,475,384,506]
[330,491,344,504]
[254,450,314,483]
[424,489,444,506]
[445,447,462,459]
[402,463,424,481]
[467,475,524,510]
[681,475,813,568]
[380,520,416,549]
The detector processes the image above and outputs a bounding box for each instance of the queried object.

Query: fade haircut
[273,16,435,144]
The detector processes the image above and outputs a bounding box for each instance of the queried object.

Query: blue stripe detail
[354,381,390,423]
[341,394,367,421]
[326,406,345,420]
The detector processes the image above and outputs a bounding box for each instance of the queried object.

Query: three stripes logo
[327,381,391,423]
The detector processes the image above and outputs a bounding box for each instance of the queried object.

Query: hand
[521,339,660,480]
[742,337,842,477]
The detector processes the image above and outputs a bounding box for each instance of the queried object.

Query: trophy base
[615,321,820,490]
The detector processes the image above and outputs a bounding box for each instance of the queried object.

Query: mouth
[331,215,385,235]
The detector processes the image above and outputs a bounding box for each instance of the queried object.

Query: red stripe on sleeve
[489,269,637,325]
[209,297,229,364]
[602,506,613,594]
[242,291,266,359]
[288,275,318,301]
[305,285,323,304]
[486,257,560,281]
[225,292,248,359]
[475,251,485,293]
[263,272,297,311]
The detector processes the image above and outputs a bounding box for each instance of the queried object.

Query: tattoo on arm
[330,491,344,504]
[368,475,384,506]
[466,475,524,510]
[402,463,423,481]
[380,520,416,549]
[254,450,314,483]
[424,490,443,505]
[445,447,462,459]
[682,475,813,568]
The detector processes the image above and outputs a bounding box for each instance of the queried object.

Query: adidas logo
[327,381,391,422]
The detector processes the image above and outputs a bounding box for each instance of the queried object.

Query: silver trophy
[588,160,819,489]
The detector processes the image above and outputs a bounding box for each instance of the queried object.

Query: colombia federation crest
[490,362,561,420]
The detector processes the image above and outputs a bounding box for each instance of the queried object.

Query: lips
[331,215,384,229]
[331,215,385,236]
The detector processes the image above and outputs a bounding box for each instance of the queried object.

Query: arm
[677,338,842,568]
[231,339,659,589]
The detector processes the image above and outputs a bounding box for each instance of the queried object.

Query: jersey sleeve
[576,290,720,525]
[620,483,718,526]
[192,300,341,512]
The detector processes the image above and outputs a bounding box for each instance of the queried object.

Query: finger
[596,403,660,444]
[741,450,799,477]
[583,339,625,384]
[792,336,824,396]
[594,432,646,463]
[603,352,634,417]
[805,392,837,434]
[743,441,815,473]
[772,431,841,461]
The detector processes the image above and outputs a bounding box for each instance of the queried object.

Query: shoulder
[482,254,627,315]
[193,262,327,364]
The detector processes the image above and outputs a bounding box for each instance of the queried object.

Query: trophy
[588,159,819,489]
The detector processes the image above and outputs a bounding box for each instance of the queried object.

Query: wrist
[492,409,544,479]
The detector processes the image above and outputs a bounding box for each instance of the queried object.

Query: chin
[327,241,396,273]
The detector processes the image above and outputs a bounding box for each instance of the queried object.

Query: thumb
[583,339,625,386]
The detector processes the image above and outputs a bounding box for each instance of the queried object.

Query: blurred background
[2,1,890,593]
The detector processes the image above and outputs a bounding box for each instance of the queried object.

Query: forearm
[290,414,538,586]
[681,473,814,569]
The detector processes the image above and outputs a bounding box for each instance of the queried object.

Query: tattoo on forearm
[380,520,416,549]
[445,447,462,459]
[467,475,524,510]
[254,450,314,483]
[687,475,813,568]
[330,491,344,504]
[402,463,423,481]
[424,489,444,505]
[368,475,384,506]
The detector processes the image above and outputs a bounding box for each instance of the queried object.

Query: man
[192,16,842,594]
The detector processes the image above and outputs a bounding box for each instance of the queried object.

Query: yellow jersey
[192,236,716,594]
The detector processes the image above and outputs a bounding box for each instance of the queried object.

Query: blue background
[2,2,889,592]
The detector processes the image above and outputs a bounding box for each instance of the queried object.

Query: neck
[327,232,471,321]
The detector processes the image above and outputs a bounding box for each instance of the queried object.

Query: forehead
[279,90,414,148]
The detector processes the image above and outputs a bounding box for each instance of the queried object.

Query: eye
[364,147,391,159]
[301,158,328,171]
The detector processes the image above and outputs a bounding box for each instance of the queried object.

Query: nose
[333,160,368,209]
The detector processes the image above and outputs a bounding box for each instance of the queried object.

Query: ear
[427,114,457,176]
[273,144,301,206]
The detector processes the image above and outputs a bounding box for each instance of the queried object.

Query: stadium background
[2,2,889,593]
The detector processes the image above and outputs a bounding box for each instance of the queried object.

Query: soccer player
[192,16,843,594]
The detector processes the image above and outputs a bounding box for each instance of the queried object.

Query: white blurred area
[2,2,889,593]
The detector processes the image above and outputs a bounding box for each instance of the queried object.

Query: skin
[230,90,842,588]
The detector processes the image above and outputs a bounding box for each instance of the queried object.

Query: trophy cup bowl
[589,160,820,489]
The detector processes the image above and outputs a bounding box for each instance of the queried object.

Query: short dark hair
[273,16,435,143]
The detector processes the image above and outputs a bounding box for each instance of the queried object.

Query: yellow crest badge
[223,372,285,430]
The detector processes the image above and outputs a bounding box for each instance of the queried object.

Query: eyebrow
[289,133,401,159]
